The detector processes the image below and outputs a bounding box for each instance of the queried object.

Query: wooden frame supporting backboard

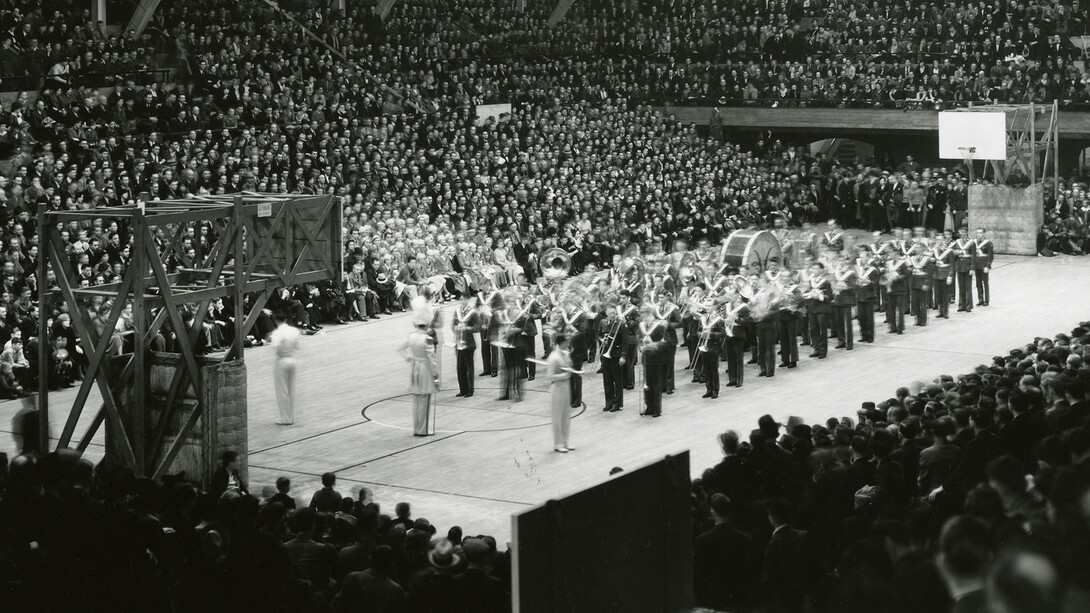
[944,103,1060,186]
[37,193,341,476]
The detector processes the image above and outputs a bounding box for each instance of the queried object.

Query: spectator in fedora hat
[408,538,461,612]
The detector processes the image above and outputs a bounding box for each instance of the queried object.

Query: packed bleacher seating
[145,0,1090,109]
[0,3,160,91]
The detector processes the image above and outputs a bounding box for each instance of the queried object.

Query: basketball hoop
[957,146,977,183]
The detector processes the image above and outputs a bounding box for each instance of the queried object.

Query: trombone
[688,313,722,370]
[599,317,621,361]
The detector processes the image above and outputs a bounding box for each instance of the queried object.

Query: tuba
[540,247,572,280]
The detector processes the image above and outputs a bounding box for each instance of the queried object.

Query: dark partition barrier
[512,452,693,613]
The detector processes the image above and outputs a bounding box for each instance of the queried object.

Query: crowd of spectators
[0,435,512,612]
[3,317,1088,611]
[690,320,1090,613]
[1041,179,1090,255]
[0,4,160,91]
[128,0,1090,111]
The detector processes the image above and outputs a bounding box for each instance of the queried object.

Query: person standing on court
[931,235,954,320]
[805,262,833,359]
[831,256,857,351]
[974,227,993,306]
[562,299,589,408]
[270,318,301,425]
[451,295,479,398]
[855,247,880,342]
[952,232,977,312]
[886,253,909,334]
[908,243,933,327]
[399,316,439,436]
[598,303,628,412]
[641,327,670,417]
[547,334,577,453]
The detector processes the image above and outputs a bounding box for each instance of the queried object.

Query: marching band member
[871,235,892,316]
[476,287,494,376]
[516,277,543,381]
[641,326,670,417]
[931,235,954,320]
[855,247,881,343]
[496,296,524,402]
[822,219,845,253]
[597,302,629,412]
[735,275,759,366]
[452,295,480,398]
[699,312,726,398]
[683,286,706,384]
[805,262,833,359]
[775,271,801,369]
[724,290,750,386]
[561,298,590,408]
[908,226,929,312]
[974,228,993,306]
[654,291,682,394]
[483,287,504,377]
[539,287,557,359]
[621,295,640,390]
[796,259,813,347]
[752,279,780,378]
[831,256,857,350]
[908,243,933,327]
[952,231,977,312]
[885,251,909,334]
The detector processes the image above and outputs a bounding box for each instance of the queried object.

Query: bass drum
[721,230,783,273]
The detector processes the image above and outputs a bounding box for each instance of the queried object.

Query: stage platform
[3,254,1089,543]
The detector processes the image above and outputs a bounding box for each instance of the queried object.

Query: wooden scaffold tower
[36,193,342,481]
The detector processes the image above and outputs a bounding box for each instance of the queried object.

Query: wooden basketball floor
[3,254,1088,543]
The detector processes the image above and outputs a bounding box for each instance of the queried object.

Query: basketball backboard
[938,111,1006,160]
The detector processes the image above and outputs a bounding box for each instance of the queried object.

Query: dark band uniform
[974,237,993,306]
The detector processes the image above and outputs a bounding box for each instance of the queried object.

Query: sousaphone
[540,247,572,279]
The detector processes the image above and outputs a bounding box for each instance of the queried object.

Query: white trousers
[551,382,571,447]
[274,357,296,424]
[412,394,433,435]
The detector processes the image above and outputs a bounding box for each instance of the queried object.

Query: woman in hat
[399,317,439,436]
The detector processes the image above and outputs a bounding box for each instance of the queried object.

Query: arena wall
[512,453,692,613]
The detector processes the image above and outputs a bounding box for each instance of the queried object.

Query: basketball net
[958,146,977,183]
